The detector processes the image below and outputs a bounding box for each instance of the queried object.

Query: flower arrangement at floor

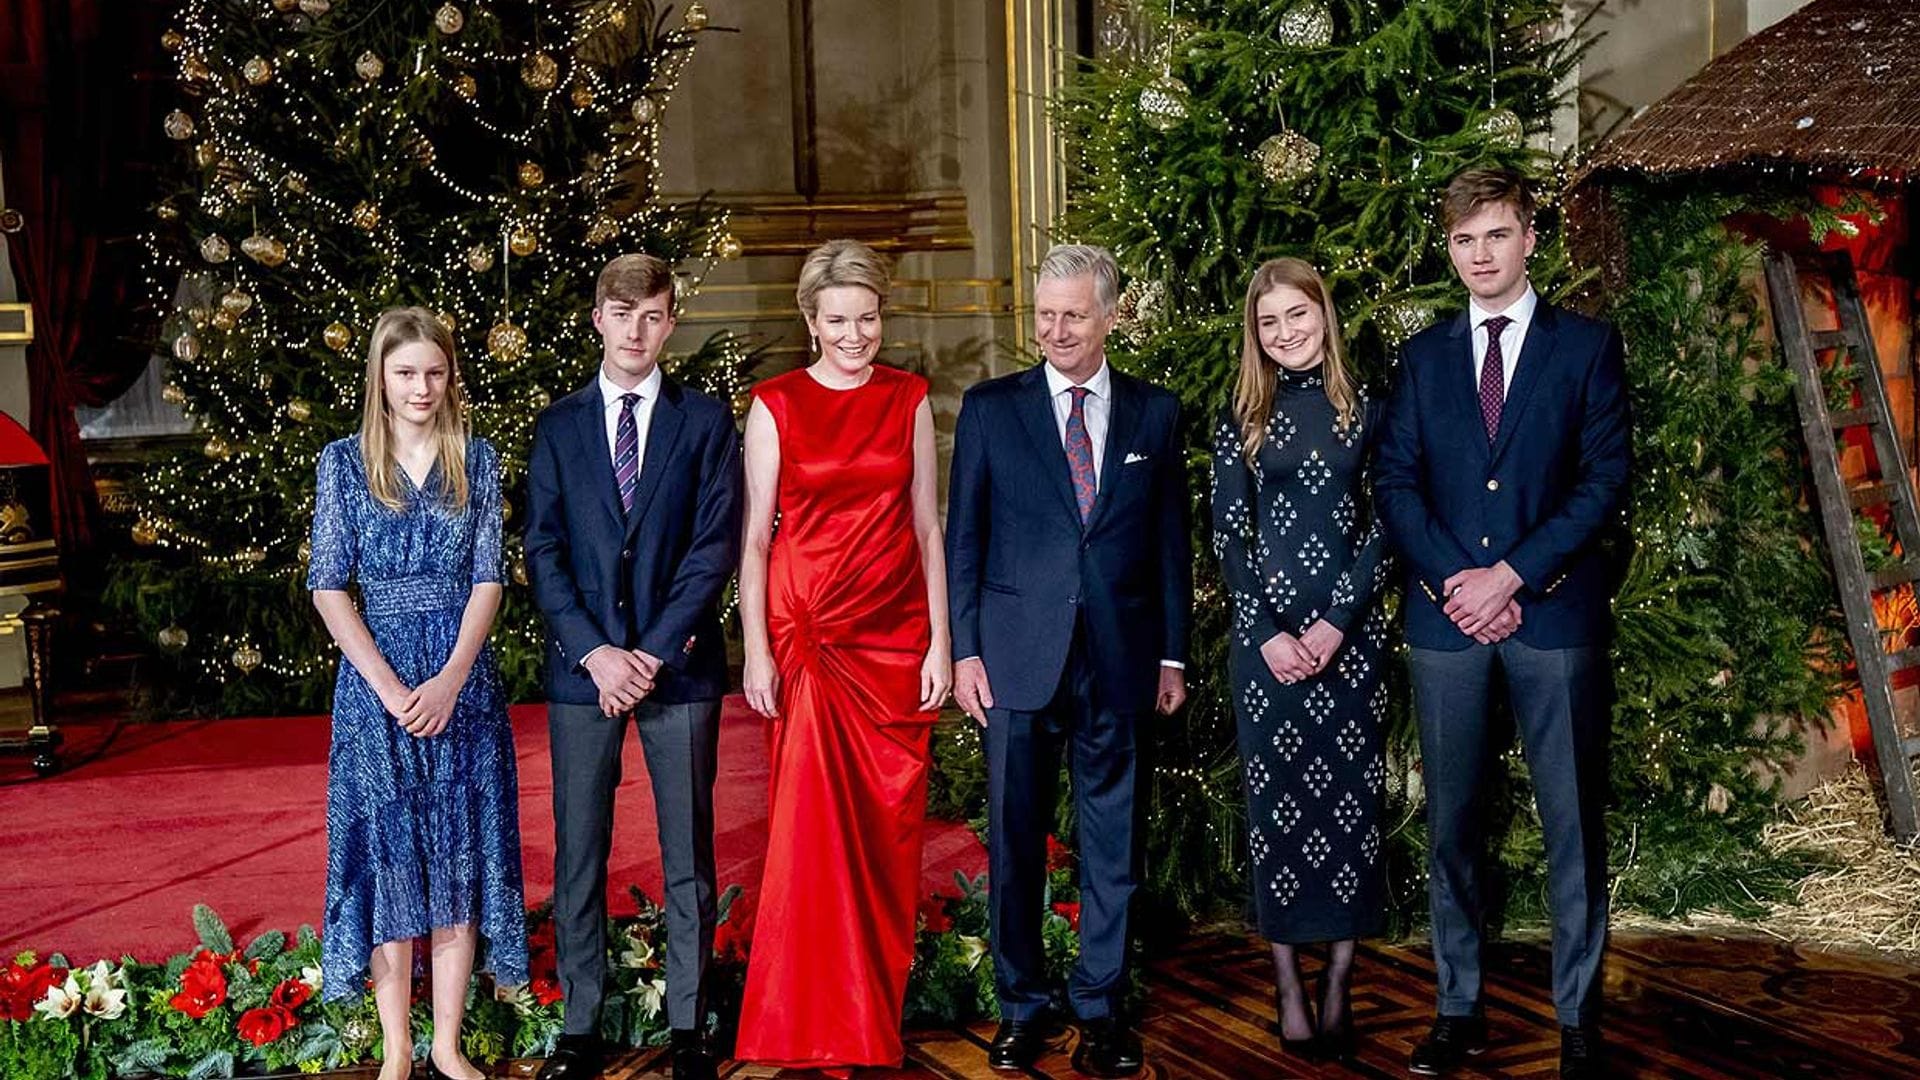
[3,875,1081,1078]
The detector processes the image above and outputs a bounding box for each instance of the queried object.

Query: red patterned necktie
[614,392,640,512]
[1064,386,1096,523]
[1478,315,1513,440]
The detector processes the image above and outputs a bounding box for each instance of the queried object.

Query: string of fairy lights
[134,0,745,686]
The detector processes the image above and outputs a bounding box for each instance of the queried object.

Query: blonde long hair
[1233,258,1358,458]
[359,307,470,512]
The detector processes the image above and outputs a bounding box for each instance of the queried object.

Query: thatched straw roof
[1578,0,1920,182]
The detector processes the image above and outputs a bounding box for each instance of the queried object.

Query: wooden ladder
[1764,248,1920,841]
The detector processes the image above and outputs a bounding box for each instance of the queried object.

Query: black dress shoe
[1071,1017,1144,1079]
[536,1033,605,1080]
[1315,975,1356,1063]
[988,1017,1056,1071]
[669,1028,717,1080]
[1559,1024,1604,1079]
[1408,1015,1488,1076]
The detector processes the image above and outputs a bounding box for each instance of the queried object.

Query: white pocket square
[1124,451,1149,464]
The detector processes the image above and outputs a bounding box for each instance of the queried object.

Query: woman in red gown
[735,239,952,1074]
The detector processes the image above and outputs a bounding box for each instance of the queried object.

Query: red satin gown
[735,364,936,1071]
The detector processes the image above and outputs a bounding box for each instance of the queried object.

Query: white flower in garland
[299,965,323,997]
[80,962,129,1021]
[629,977,666,1021]
[35,972,84,1020]
[958,935,989,971]
[618,930,656,970]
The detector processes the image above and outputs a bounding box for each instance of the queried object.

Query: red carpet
[0,700,986,964]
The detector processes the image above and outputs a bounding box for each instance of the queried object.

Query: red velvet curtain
[1,1,165,550]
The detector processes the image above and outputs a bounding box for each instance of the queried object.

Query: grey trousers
[549,697,720,1034]
[1408,640,1611,1027]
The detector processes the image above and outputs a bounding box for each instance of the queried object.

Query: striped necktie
[614,392,640,513]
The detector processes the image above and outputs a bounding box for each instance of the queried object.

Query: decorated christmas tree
[109,0,746,714]
[1057,0,1836,924]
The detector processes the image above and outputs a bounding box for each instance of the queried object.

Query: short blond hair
[796,239,890,319]
[596,252,675,308]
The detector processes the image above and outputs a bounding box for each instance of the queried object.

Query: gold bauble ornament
[511,553,529,586]
[193,142,219,167]
[273,0,298,10]
[187,306,211,327]
[323,321,353,352]
[1137,73,1190,131]
[241,234,288,267]
[521,52,558,91]
[500,501,512,523]
[531,387,551,409]
[1276,2,1334,49]
[210,309,236,332]
[467,244,495,273]
[411,136,436,165]
[1376,298,1435,349]
[182,55,212,82]
[487,318,529,361]
[433,310,457,332]
[164,110,196,140]
[630,96,657,124]
[1255,129,1321,187]
[434,4,465,34]
[452,73,478,100]
[508,225,537,257]
[161,29,185,52]
[570,83,595,109]
[298,0,331,17]
[297,539,312,563]
[231,643,263,674]
[238,547,267,566]
[203,435,232,460]
[156,200,180,222]
[517,162,545,189]
[157,625,189,651]
[199,234,231,263]
[351,200,380,231]
[584,217,618,246]
[717,233,744,260]
[355,51,385,82]
[131,520,159,546]
[175,332,203,364]
[684,1,709,30]
[161,383,188,406]
[283,172,308,194]
[243,56,274,85]
[1476,108,1525,150]
[285,398,312,422]
[220,288,254,316]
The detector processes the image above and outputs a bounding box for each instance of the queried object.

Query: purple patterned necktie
[1064,386,1096,523]
[1478,315,1513,440]
[614,391,640,512]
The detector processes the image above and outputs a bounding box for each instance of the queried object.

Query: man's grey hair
[1037,243,1119,314]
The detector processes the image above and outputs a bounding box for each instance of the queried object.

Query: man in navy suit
[525,254,742,1080]
[1374,168,1630,1080]
[947,244,1192,1078]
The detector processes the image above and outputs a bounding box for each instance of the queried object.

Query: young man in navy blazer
[1374,168,1630,1080]
[525,254,742,1080]
[946,244,1192,1079]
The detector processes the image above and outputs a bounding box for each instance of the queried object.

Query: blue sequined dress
[308,436,528,999]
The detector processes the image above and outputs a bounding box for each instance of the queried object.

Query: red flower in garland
[0,958,66,1022]
[714,893,756,960]
[1046,834,1074,873]
[529,973,565,1007]
[270,977,312,1010]
[919,892,955,935]
[170,950,229,1018]
[1051,901,1081,932]
[236,1004,296,1046]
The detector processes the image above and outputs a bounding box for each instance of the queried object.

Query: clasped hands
[585,646,665,717]
[1261,620,1345,685]
[379,668,465,737]
[1442,561,1525,645]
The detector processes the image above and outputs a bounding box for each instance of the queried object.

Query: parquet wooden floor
[439,931,1920,1079]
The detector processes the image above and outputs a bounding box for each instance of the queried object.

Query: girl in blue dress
[309,307,527,1080]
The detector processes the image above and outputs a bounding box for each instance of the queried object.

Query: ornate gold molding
[0,303,32,345]
[668,192,974,255]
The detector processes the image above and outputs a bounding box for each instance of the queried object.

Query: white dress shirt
[600,364,664,469]
[1468,285,1538,395]
[1044,359,1113,488]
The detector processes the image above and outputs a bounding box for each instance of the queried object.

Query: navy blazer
[525,375,743,705]
[945,364,1193,713]
[1373,300,1631,651]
